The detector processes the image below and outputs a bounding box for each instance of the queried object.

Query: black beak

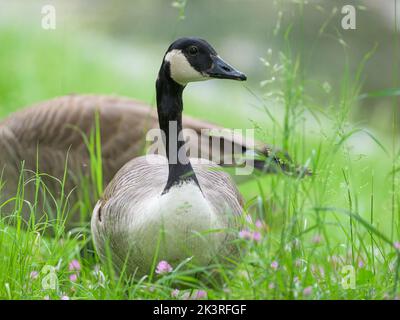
[206,55,247,81]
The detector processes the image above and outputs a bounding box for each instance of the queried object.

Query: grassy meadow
[0,1,399,300]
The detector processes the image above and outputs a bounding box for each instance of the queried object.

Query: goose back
[0,94,301,225]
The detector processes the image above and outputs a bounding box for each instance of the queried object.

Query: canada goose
[0,97,307,225]
[91,37,249,276]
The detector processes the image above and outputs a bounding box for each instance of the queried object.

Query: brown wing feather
[0,94,306,224]
[0,95,158,220]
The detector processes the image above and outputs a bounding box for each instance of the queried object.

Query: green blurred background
[0,0,398,131]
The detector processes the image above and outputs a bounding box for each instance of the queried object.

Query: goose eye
[188,46,198,56]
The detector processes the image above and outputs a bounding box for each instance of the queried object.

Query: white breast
[127,182,228,269]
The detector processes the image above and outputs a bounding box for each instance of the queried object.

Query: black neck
[156,63,200,194]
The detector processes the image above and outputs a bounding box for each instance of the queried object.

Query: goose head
[160,37,247,86]
[156,37,247,193]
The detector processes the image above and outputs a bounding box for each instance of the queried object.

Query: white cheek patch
[164,49,209,85]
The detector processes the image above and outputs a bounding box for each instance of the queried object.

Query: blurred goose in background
[0,95,303,222]
[0,101,305,226]
[91,37,248,276]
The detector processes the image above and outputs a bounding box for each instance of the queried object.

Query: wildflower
[155,260,173,274]
[270,261,279,270]
[69,274,78,282]
[171,289,180,298]
[194,290,207,300]
[394,242,400,250]
[68,259,81,272]
[60,295,70,300]
[255,220,264,229]
[268,283,275,289]
[311,234,322,244]
[303,286,312,296]
[30,271,39,280]
[245,215,253,224]
[252,232,262,243]
[239,229,262,242]
[358,259,365,268]
[239,229,252,240]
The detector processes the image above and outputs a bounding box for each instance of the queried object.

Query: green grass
[0,15,399,300]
